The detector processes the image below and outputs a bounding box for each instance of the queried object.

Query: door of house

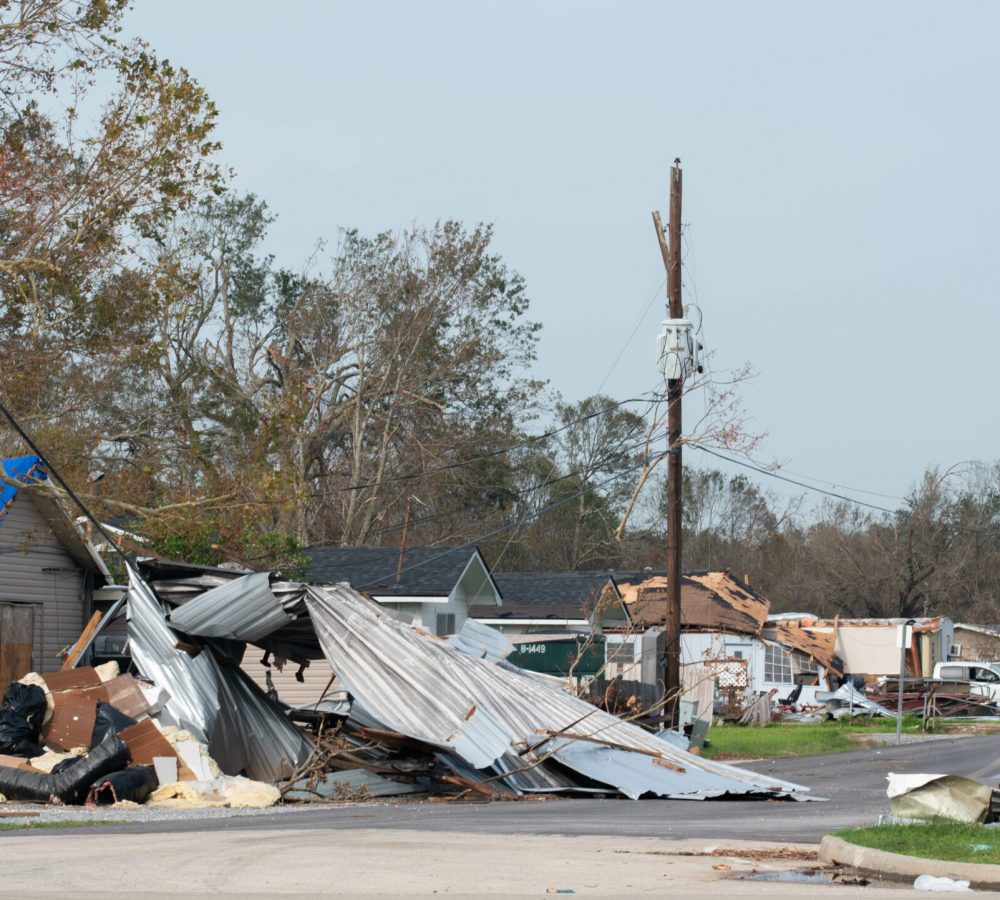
[0,603,35,688]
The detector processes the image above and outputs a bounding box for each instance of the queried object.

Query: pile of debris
[887,773,1000,825]
[0,664,279,809]
[0,560,820,807]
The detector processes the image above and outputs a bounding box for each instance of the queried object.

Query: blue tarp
[0,455,47,521]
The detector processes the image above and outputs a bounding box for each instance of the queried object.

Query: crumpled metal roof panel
[305,585,512,769]
[446,616,514,663]
[305,583,813,800]
[126,561,221,744]
[126,563,310,782]
[168,572,293,642]
[543,740,810,800]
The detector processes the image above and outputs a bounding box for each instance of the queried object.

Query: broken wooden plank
[0,754,46,773]
[60,612,102,671]
[533,728,665,759]
[652,757,687,773]
[440,773,518,800]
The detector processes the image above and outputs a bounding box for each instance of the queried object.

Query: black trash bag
[0,732,130,804]
[86,765,158,806]
[90,702,136,748]
[0,682,46,757]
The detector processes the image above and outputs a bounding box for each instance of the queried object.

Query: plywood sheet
[102,675,151,720]
[43,689,104,751]
[42,668,102,693]
[119,720,196,781]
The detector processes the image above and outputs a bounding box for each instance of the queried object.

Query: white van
[933,661,1000,704]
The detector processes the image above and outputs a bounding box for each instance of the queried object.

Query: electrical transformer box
[656,318,695,380]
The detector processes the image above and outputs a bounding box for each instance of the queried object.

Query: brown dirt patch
[616,847,819,862]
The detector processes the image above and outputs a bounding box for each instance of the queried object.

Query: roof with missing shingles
[617,570,771,635]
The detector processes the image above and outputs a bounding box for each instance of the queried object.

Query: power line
[361,408,665,541]
[760,465,906,503]
[353,456,658,590]
[691,446,1000,539]
[288,391,663,503]
[0,398,128,563]
[691,445,899,514]
[593,278,665,396]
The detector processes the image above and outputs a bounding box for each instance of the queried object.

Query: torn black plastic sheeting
[0,733,130,804]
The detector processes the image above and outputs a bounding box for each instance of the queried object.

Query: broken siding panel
[0,494,84,671]
[241,647,337,709]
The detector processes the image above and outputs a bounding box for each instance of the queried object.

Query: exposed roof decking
[619,570,770,635]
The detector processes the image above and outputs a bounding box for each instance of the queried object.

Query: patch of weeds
[0,819,116,831]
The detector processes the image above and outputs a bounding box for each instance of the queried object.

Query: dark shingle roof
[304,546,488,596]
[470,572,619,621]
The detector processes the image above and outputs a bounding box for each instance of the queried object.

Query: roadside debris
[913,874,972,892]
[816,683,895,719]
[888,773,998,824]
[0,558,821,810]
[739,690,776,727]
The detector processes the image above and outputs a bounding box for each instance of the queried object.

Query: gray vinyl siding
[0,494,85,673]
[242,646,338,709]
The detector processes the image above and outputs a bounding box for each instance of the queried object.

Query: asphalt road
[7,733,998,844]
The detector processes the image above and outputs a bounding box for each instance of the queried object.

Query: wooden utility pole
[652,160,684,725]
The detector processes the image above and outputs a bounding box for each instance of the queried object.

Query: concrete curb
[820,835,1000,889]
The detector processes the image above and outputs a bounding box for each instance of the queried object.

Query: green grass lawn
[835,822,1000,865]
[0,818,115,830]
[701,717,922,760]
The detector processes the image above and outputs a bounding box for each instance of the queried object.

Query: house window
[607,641,635,665]
[792,652,819,678]
[765,644,793,684]
[435,613,456,637]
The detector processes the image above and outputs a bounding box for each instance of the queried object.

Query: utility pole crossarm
[651,211,670,275]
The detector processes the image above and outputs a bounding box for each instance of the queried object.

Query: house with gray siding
[0,455,110,684]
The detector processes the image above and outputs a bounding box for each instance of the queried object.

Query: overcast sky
[125,1,1000,512]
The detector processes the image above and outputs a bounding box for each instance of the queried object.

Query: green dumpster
[508,634,606,677]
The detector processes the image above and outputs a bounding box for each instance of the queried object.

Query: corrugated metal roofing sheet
[304,583,813,800]
[305,585,511,769]
[126,561,221,744]
[168,572,293,641]
[446,616,514,662]
[125,563,310,782]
